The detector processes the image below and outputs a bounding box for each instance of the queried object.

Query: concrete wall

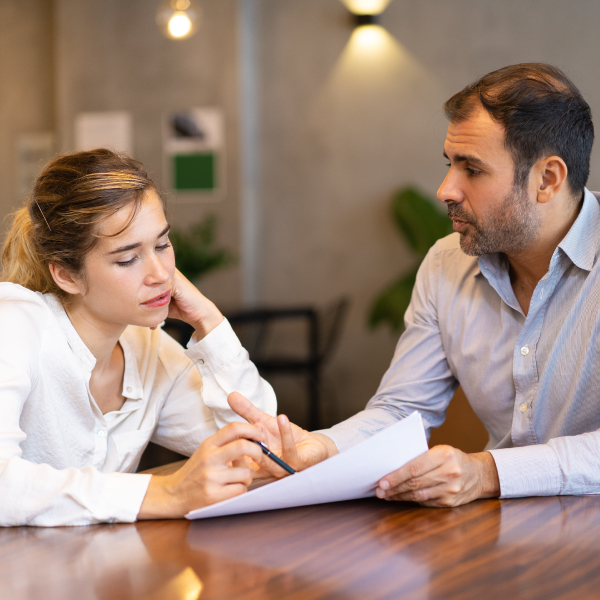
[0,0,54,216]
[2,0,600,432]
[254,0,600,425]
[54,0,244,308]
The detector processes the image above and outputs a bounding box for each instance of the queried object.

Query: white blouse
[0,283,277,526]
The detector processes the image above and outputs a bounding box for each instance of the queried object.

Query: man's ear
[48,263,84,296]
[534,156,568,204]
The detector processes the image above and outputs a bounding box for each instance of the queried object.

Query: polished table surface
[2,489,600,600]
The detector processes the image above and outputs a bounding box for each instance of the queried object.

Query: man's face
[437,104,541,257]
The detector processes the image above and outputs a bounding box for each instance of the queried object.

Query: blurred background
[3,0,600,452]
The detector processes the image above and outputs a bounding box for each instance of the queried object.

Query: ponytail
[1,206,58,294]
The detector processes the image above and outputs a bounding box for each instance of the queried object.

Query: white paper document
[186,411,428,520]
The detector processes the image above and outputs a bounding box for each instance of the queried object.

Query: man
[231,62,600,507]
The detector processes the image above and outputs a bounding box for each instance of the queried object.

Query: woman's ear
[48,263,85,296]
[535,156,568,204]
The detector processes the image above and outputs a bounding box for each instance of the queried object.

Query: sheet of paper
[186,411,428,520]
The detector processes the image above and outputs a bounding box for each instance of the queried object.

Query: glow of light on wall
[350,24,388,53]
[340,0,391,15]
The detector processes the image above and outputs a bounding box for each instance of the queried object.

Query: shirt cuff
[488,444,562,498]
[185,319,243,376]
[95,472,152,523]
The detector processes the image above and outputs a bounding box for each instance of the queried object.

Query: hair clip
[34,199,52,232]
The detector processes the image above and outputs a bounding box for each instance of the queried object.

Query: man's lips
[141,290,171,307]
[451,219,469,232]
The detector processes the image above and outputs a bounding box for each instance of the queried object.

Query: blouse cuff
[185,319,243,376]
[488,444,562,498]
[96,472,152,523]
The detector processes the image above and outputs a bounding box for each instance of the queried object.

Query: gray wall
[2,0,600,427]
[0,0,54,217]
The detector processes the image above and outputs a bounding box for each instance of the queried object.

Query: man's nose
[437,171,463,205]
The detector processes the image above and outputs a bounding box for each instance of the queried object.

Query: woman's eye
[156,242,172,252]
[116,257,136,267]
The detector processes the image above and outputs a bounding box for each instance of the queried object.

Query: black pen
[251,440,296,475]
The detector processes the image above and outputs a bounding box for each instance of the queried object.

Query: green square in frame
[172,152,217,191]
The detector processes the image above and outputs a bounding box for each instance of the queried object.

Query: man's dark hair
[444,63,594,196]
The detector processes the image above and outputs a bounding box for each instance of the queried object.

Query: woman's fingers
[228,392,272,426]
[206,421,263,448]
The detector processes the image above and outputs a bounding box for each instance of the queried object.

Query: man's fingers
[228,392,271,425]
[278,414,300,468]
[378,446,453,492]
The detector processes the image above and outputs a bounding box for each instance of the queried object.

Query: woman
[0,149,277,526]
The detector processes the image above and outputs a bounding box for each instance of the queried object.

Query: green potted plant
[369,186,453,332]
[170,214,234,283]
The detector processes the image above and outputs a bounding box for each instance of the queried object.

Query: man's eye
[466,167,481,176]
[445,163,451,167]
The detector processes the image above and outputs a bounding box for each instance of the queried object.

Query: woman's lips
[141,291,171,308]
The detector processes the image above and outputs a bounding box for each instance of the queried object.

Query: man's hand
[375,446,500,507]
[228,392,338,477]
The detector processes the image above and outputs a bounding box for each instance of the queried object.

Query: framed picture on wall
[163,107,225,201]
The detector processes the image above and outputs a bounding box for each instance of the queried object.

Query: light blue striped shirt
[322,188,600,498]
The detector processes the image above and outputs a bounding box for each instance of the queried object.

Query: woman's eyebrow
[105,224,171,255]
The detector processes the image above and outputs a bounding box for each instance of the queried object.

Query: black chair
[226,297,349,430]
[163,297,349,430]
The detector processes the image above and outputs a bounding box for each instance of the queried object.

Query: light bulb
[168,12,192,38]
[157,0,200,40]
[340,0,391,15]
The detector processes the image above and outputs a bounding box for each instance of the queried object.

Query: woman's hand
[167,269,224,339]
[138,422,265,519]
[228,392,338,478]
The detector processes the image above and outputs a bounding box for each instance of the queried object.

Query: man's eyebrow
[105,224,171,255]
[443,152,489,169]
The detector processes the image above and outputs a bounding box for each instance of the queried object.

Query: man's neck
[507,193,583,315]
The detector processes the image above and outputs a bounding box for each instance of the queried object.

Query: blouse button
[519,403,528,413]
[520,346,529,356]
[199,359,205,365]
[97,430,106,437]
[126,387,132,393]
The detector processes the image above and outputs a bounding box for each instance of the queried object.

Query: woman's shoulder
[0,283,51,320]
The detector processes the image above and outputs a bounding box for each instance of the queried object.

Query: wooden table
[2,490,600,599]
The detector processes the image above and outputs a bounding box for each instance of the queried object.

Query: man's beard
[448,185,542,257]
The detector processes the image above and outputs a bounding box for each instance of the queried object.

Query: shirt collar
[42,293,97,372]
[556,187,600,272]
[477,186,600,278]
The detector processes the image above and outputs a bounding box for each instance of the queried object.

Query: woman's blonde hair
[1,149,158,298]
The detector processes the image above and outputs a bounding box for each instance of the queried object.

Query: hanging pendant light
[157,0,201,40]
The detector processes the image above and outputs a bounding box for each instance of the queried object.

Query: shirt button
[199,359,205,365]
[97,430,105,437]
[520,346,530,356]
[519,403,528,413]
[126,387,132,393]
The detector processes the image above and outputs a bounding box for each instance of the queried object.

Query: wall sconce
[340,0,391,26]
[157,0,201,40]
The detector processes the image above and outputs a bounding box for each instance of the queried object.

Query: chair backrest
[316,297,350,364]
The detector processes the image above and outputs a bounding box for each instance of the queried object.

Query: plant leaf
[368,270,417,332]
[392,187,453,257]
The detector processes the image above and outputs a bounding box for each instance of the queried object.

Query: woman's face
[69,189,175,333]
